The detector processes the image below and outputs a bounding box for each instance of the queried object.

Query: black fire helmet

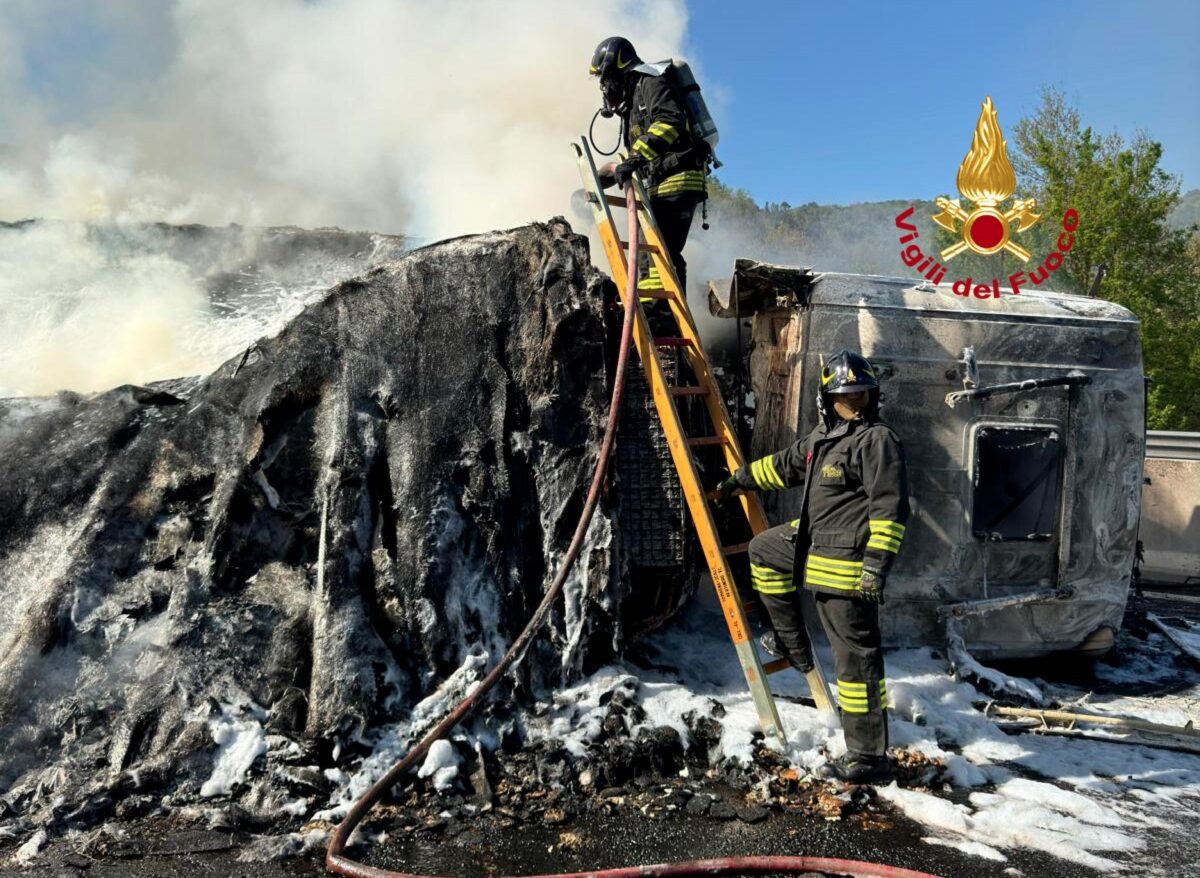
[589,36,640,79]
[817,350,881,426]
[820,349,880,395]
[590,36,641,112]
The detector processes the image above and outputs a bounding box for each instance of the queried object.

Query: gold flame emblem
[932,97,1041,261]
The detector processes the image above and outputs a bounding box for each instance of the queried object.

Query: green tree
[1011,88,1200,431]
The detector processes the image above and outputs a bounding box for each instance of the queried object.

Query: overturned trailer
[709,262,1145,659]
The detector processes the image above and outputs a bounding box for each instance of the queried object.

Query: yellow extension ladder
[572,139,834,745]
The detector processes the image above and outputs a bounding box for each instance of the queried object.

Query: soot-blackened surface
[0,219,625,835]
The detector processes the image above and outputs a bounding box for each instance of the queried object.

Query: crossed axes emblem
[931,196,1042,262]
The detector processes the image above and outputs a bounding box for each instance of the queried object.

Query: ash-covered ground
[5,593,1198,877]
[2,220,1198,877]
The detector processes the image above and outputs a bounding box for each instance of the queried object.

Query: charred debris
[0,220,640,838]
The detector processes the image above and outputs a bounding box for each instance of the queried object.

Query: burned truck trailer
[710,261,1144,659]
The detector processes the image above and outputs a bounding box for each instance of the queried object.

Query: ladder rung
[604,194,640,208]
[687,436,726,448]
[653,337,694,348]
[619,240,663,256]
[705,487,744,501]
[762,658,791,676]
[722,542,750,555]
[638,290,672,301]
[670,386,709,397]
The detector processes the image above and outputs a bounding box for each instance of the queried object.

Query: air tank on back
[635,58,720,161]
[668,60,719,156]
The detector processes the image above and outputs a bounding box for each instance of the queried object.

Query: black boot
[757,593,814,673]
[759,630,814,673]
[827,752,892,784]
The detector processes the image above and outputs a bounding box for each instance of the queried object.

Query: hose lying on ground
[325,182,942,878]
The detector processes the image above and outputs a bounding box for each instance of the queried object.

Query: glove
[711,475,740,502]
[614,157,645,188]
[859,567,885,604]
[596,162,617,189]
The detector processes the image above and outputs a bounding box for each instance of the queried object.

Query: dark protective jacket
[733,415,910,597]
[623,72,707,198]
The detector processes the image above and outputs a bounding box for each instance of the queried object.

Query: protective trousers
[816,594,888,757]
[747,521,811,661]
[639,191,703,298]
[750,523,889,758]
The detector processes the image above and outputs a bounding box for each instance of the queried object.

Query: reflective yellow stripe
[751,571,791,581]
[638,264,663,290]
[807,554,863,570]
[632,140,657,161]
[650,181,706,196]
[753,580,796,594]
[751,456,784,490]
[762,457,786,489]
[869,520,906,537]
[647,121,679,143]
[805,566,860,581]
[806,567,858,581]
[647,170,706,196]
[805,572,860,591]
[838,679,886,713]
[867,535,901,553]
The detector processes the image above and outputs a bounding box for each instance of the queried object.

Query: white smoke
[1,0,689,237]
[0,0,691,395]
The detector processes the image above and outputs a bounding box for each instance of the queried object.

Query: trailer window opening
[972,427,1063,541]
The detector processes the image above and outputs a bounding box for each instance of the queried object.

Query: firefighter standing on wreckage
[714,350,910,783]
[589,36,709,300]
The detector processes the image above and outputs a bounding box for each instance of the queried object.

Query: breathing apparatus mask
[599,73,629,116]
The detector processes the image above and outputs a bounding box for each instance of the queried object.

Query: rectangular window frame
[967,421,1066,543]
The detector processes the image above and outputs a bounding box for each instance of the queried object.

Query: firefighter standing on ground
[589,36,708,298]
[714,350,910,783]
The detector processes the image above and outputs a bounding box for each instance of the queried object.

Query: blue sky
[686,0,1199,205]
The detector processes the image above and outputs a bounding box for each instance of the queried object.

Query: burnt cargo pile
[0,220,639,835]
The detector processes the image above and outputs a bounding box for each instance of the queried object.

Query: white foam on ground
[315,651,488,823]
[200,701,268,798]
[417,739,461,792]
[922,834,1006,862]
[523,598,1200,873]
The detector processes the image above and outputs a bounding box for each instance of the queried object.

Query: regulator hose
[324,183,942,878]
[588,107,624,157]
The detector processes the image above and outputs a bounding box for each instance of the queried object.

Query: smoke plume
[1,0,689,237]
[0,0,690,395]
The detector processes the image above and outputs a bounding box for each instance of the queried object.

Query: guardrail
[1147,431,1200,461]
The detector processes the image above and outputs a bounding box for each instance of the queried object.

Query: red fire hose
[325,184,942,878]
